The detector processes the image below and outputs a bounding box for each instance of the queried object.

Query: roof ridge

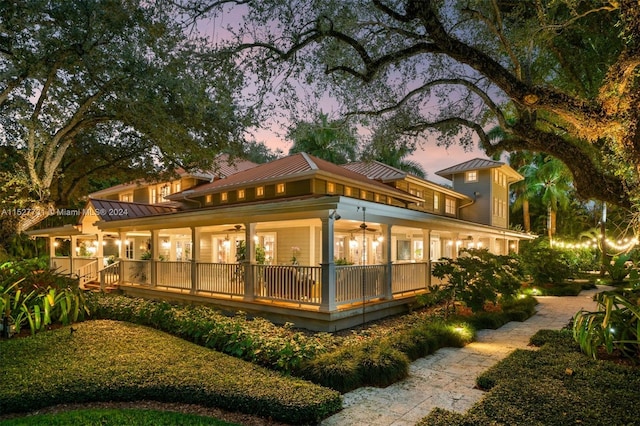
[301,152,319,170]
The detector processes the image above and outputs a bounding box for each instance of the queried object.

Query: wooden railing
[336,265,386,304]
[430,260,448,286]
[197,263,244,296]
[51,257,71,275]
[156,261,191,289]
[392,262,429,294]
[77,260,98,287]
[121,260,151,285]
[99,261,121,290]
[253,265,322,304]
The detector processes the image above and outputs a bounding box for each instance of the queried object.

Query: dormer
[436,158,523,228]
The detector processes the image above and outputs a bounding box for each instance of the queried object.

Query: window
[120,193,133,202]
[276,183,285,194]
[465,170,478,182]
[125,240,133,259]
[501,174,506,187]
[445,198,456,214]
[150,188,157,204]
[374,194,380,202]
[221,192,228,202]
[361,190,367,199]
[175,182,181,193]
[327,182,335,193]
[256,186,264,197]
[345,187,352,196]
[494,169,499,183]
[205,194,212,204]
[433,194,440,210]
[237,189,245,199]
[160,185,171,201]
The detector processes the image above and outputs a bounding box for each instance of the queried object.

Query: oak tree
[0,0,248,231]
[184,0,639,211]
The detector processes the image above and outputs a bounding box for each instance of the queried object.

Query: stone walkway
[321,287,608,426]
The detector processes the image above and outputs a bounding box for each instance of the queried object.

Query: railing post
[383,224,393,299]
[191,227,200,294]
[243,223,256,301]
[151,230,159,287]
[100,268,105,292]
[320,217,337,312]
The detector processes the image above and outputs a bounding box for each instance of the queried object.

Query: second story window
[361,190,367,199]
[276,183,285,194]
[445,198,456,215]
[120,193,133,202]
[160,185,171,202]
[150,188,157,204]
[433,194,440,210]
[256,186,264,197]
[175,182,181,193]
[205,194,212,204]
[466,170,478,182]
[327,182,335,193]
[345,187,352,196]
[238,189,245,199]
[221,192,228,202]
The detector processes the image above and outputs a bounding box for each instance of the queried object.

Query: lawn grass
[417,329,640,426]
[0,408,238,426]
[0,320,341,424]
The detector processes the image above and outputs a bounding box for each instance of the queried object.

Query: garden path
[321,286,611,426]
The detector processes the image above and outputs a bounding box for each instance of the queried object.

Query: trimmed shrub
[0,320,342,424]
[300,342,410,393]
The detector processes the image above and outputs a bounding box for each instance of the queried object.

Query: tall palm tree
[365,142,426,178]
[508,151,536,233]
[529,155,573,242]
[287,112,358,164]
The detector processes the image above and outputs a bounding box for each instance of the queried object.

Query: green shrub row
[462,296,538,330]
[85,293,329,374]
[0,320,341,424]
[87,294,537,393]
[300,321,474,393]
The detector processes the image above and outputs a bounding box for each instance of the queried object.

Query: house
[27,153,533,331]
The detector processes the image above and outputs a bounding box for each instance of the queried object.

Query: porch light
[372,241,379,249]
[477,242,483,248]
[253,235,259,243]
[468,242,475,248]
[92,240,99,247]
[455,240,462,246]
[116,239,121,246]
[53,241,59,247]
[377,235,384,242]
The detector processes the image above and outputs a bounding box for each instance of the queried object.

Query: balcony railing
[336,264,387,304]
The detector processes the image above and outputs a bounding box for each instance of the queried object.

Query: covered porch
[32,196,528,330]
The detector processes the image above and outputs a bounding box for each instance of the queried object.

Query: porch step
[80,281,119,293]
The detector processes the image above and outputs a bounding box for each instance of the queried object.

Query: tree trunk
[523,199,531,233]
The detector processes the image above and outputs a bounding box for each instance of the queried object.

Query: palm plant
[287,112,358,164]
[532,156,573,242]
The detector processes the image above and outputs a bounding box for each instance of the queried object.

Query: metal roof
[342,161,407,181]
[435,158,522,182]
[169,152,419,202]
[89,199,179,222]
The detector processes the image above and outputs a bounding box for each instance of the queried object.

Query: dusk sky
[199,9,491,186]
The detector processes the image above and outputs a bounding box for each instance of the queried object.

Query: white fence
[253,265,322,304]
[336,265,387,304]
[392,262,429,294]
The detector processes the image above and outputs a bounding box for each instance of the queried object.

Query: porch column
[150,230,158,287]
[423,229,431,288]
[243,222,256,301]
[96,233,104,268]
[320,216,337,312]
[382,224,393,299]
[48,237,56,269]
[191,227,200,294]
[70,235,78,276]
[118,232,126,259]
